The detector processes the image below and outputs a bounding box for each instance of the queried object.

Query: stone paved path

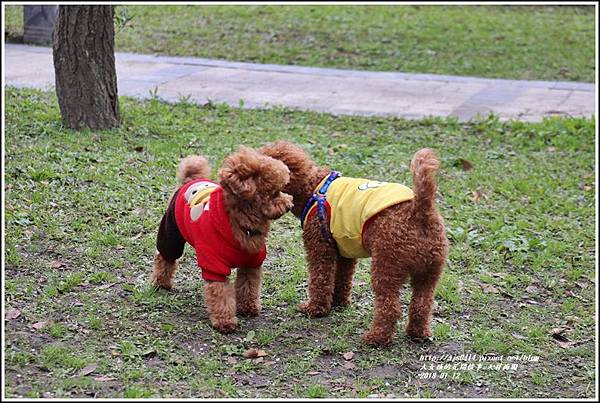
[5,43,596,122]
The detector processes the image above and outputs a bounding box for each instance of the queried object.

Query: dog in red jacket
[151,146,293,333]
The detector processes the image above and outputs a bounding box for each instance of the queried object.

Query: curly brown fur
[260,141,448,345]
[204,280,237,333]
[219,146,293,253]
[151,148,293,333]
[235,266,263,316]
[151,251,177,290]
[177,155,211,185]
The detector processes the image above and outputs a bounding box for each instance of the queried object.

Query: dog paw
[361,330,394,346]
[150,274,173,290]
[237,304,261,317]
[405,326,432,339]
[213,319,238,334]
[332,297,351,308]
[298,301,330,317]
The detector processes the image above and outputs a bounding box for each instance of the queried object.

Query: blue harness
[299,171,341,243]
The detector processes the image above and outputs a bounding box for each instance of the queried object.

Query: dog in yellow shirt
[261,141,448,345]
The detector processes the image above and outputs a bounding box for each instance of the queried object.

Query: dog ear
[261,193,293,219]
[219,167,257,198]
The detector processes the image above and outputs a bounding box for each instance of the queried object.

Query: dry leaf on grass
[342,351,355,361]
[77,363,98,377]
[32,320,51,330]
[551,326,571,342]
[242,348,267,358]
[50,260,65,269]
[6,308,21,320]
[94,375,117,382]
[480,284,499,294]
[470,188,490,202]
[458,158,474,171]
[525,285,539,294]
[555,338,591,349]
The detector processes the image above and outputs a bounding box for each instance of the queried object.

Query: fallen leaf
[243,348,267,358]
[6,308,21,320]
[32,320,50,330]
[77,363,98,377]
[480,284,499,294]
[254,357,264,364]
[470,188,490,203]
[555,338,591,349]
[133,208,146,217]
[225,356,238,365]
[525,285,538,294]
[50,260,65,269]
[141,348,156,357]
[551,326,571,340]
[565,316,579,326]
[263,360,277,366]
[94,375,117,382]
[342,351,355,361]
[307,371,320,376]
[256,349,267,357]
[343,361,357,370]
[458,158,473,171]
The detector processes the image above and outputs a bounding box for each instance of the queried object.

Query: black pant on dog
[156,188,186,262]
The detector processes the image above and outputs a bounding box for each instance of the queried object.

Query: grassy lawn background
[3,4,595,82]
[4,87,596,398]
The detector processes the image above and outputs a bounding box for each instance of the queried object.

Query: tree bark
[52,5,120,130]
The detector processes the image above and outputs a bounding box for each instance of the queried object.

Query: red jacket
[174,179,266,282]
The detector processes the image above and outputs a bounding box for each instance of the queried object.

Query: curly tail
[176,155,211,185]
[410,148,440,219]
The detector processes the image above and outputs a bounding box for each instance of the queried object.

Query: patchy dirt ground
[4,88,596,398]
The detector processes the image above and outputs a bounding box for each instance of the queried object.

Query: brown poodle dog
[151,146,293,333]
[260,141,448,345]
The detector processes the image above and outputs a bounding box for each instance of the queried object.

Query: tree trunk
[52,5,120,130]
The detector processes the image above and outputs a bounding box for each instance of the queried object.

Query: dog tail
[176,155,211,185]
[410,148,440,219]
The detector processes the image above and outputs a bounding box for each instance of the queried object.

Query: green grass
[4,5,595,81]
[4,87,596,398]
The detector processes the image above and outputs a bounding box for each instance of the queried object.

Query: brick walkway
[5,43,596,122]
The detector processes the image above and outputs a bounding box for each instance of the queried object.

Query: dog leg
[406,268,443,338]
[151,251,177,290]
[332,257,356,307]
[204,280,237,333]
[361,255,408,345]
[235,266,262,317]
[298,218,339,317]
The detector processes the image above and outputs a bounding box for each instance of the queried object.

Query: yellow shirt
[303,176,414,258]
